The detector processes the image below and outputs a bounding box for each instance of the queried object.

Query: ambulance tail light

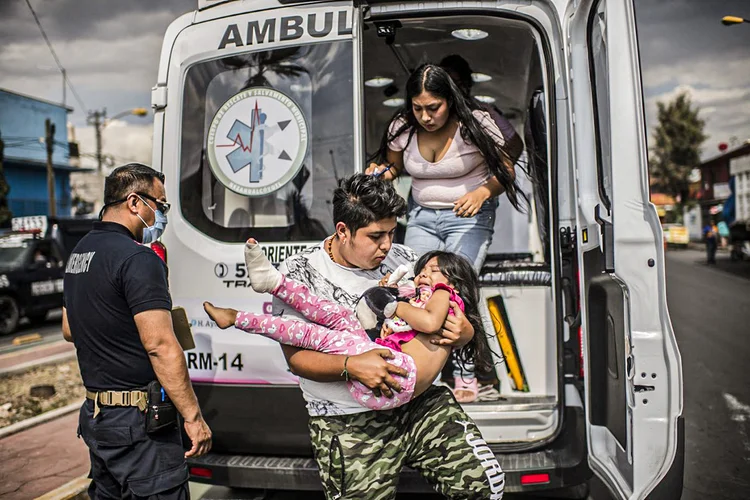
[150,241,167,264]
[189,467,213,479]
[520,472,550,485]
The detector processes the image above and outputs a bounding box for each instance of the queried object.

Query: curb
[0,400,82,440]
[35,474,90,500]
[0,350,77,379]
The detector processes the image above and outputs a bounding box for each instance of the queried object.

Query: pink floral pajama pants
[234,276,418,410]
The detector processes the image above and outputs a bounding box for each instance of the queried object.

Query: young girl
[204,239,492,411]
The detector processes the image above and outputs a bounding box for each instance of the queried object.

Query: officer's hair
[104,163,165,207]
[332,174,406,234]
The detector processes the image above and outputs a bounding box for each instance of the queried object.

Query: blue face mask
[136,195,168,244]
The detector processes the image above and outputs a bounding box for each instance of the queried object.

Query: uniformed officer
[62,163,211,499]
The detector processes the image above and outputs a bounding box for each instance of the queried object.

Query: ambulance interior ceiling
[363,15,544,154]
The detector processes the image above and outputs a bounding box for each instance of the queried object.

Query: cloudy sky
[1,0,749,167]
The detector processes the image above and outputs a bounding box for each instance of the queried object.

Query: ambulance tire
[0,296,20,336]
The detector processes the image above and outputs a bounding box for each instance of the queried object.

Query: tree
[649,92,707,219]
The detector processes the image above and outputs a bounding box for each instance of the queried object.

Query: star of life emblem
[207,88,308,197]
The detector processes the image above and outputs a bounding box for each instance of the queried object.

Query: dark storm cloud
[0,0,192,44]
[0,0,194,124]
[0,0,748,153]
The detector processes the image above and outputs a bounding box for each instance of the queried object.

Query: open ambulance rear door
[565,0,685,498]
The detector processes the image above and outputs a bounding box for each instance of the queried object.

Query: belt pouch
[145,380,178,434]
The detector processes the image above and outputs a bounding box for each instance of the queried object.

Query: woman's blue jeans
[405,197,497,274]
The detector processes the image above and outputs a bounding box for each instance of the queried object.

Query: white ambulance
[153,0,684,497]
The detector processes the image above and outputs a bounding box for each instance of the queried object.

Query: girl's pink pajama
[234,276,417,410]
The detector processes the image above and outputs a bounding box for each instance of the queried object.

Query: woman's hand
[453,186,491,218]
[366,163,396,181]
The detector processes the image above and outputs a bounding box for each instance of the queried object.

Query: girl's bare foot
[203,302,238,329]
[244,238,282,293]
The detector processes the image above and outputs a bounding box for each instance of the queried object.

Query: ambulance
[153,0,684,497]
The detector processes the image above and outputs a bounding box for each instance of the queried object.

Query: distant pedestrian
[62,163,211,499]
[703,220,718,265]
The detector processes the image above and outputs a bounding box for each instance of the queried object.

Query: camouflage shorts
[309,386,505,500]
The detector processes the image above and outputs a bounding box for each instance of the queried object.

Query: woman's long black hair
[414,250,495,375]
[373,63,527,212]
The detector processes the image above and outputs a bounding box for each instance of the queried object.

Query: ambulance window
[589,1,613,209]
[179,41,354,243]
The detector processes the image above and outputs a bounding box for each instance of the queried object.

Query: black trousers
[78,400,190,499]
[706,239,717,264]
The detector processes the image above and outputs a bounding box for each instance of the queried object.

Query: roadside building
[729,143,750,225]
[726,142,750,246]
[0,89,87,218]
[650,192,677,222]
[696,143,750,229]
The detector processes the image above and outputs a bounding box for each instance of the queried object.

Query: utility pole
[45,118,57,217]
[0,131,11,227]
[87,109,106,173]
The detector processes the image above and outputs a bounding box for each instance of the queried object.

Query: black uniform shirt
[64,221,171,390]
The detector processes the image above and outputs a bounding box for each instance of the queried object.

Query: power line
[24,0,88,113]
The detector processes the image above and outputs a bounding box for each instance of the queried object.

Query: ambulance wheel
[0,296,20,336]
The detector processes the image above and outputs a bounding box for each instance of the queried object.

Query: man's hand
[184,416,212,458]
[347,349,407,398]
[378,272,393,287]
[431,301,474,347]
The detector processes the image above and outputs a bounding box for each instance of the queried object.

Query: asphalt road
[665,249,750,499]
[0,308,63,353]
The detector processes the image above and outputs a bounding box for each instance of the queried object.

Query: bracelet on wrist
[341,356,351,382]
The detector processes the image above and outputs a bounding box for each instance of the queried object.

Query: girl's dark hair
[373,64,527,212]
[414,250,494,375]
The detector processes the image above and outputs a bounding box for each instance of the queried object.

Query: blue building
[0,88,85,217]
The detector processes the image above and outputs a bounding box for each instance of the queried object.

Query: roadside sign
[11,216,48,234]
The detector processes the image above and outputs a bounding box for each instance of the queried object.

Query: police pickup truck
[0,216,95,335]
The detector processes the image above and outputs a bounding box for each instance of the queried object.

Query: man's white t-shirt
[274,240,417,417]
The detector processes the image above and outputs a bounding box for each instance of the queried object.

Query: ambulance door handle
[595,204,615,273]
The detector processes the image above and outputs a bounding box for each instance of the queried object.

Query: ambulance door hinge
[595,204,615,273]
[151,85,168,111]
[560,226,576,253]
[559,226,580,328]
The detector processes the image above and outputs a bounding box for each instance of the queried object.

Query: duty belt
[86,389,148,417]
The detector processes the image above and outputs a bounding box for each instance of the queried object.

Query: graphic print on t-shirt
[276,242,418,416]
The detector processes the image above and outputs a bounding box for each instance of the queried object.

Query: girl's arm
[393,288,451,335]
